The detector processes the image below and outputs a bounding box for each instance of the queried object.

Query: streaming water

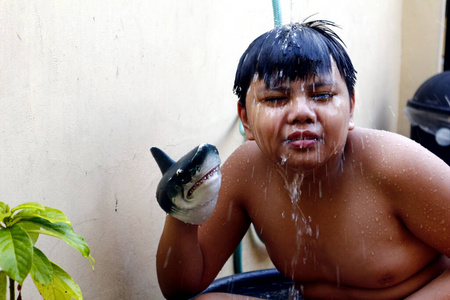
[275,164,313,300]
[276,163,317,261]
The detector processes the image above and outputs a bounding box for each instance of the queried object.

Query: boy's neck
[274,151,345,188]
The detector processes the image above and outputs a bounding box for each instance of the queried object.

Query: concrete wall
[0,0,445,299]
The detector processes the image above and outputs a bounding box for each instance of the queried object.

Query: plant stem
[8,278,14,300]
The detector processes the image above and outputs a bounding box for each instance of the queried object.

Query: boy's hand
[151,144,221,225]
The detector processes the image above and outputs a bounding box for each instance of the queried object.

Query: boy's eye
[311,93,333,101]
[263,97,288,105]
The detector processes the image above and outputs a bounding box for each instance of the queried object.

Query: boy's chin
[275,158,324,173]
[274,153,338,174]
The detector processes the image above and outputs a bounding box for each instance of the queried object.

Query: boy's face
[239,60,355,172]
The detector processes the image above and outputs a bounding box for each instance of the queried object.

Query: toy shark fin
[150,147,175,174]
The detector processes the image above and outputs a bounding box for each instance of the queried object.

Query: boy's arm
[156,145,253,299]
[406,266,450,299]
[388,135,450,297]
[156,216,204,298]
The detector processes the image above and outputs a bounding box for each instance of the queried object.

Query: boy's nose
[286,97,317,124]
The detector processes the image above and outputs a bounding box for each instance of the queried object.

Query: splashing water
[280,154,292,165]
[276,164,316,279]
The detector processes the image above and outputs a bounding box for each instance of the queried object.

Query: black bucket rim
[194,268,293,298]
[406,99,450,115]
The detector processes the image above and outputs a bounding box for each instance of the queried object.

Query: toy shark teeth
[151,143,222,224]
[187,165,220,199]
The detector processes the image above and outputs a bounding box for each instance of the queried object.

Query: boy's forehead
[257,59,345,90]
[256,71,337,90]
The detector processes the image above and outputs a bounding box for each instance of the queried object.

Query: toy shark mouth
[151,143,222,224]
[187,165,220,199]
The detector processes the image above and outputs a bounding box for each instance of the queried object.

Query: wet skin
[220,137,449,299]
[229,63,449,298]
[156,63,450,299]
[239,61,355,178]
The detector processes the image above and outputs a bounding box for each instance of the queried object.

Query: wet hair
[233,20,357,107]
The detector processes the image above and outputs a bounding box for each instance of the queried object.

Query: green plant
[0,202,94,300]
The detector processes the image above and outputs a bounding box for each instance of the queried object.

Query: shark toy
[151,144,222,225]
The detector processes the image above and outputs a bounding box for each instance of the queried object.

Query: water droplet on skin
[227,202,234,221]
[163,247,172,269]
[318,181,322,198]
[361,239,367,259]
[336,266,341,287]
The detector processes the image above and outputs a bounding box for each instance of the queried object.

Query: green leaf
[0,212,11,226]
[0,202,9,214]
[12,206,71,226]
[18,217,90,257]
[0,203,11,225]
[30,247,53,286]
[33,262,83,300]
[18,222,41,245]
[0,271,6,300]
[11,202,45,214]
[40,206,71,225]
[0,225,33,285]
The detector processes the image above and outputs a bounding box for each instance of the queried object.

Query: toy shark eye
[176,169,191,184]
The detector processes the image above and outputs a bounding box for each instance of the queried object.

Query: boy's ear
[237,102,255,140]
[348,93,355,131]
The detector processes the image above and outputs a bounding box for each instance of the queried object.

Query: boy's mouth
[285,131,322,149]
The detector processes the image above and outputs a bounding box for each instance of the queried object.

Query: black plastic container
[193,269,300,299]
[405,71,450,165]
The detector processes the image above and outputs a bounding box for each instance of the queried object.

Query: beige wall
[398,0,446,136]
[0,1,445,299]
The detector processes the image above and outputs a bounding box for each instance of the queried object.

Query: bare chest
[246,179,437,289]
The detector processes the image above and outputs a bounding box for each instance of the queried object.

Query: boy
[156,20,450,299]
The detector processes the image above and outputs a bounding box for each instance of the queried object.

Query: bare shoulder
[219,141,271,205]
[347,126,449,208]
[349,127,450,255]
[348,127,448,173]
[221,141,265,182]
